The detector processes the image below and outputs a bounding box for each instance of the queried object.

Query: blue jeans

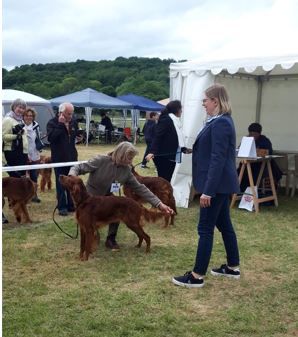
[54,166,74,211]
[193,194,240,275]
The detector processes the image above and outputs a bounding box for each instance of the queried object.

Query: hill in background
[2,57,179,101]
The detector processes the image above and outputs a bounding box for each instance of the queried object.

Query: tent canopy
[117,93,164,111]
[2,89,54,138]
[2,89,51,105]
[50,88,134,145]
[50,88,133,109]
[169,55,298,208]
[157,98,170,106]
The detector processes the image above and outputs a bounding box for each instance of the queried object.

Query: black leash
[133,152,182,168]
[52,198,78,239]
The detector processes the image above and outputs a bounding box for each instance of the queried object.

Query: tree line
[2,57,179,101]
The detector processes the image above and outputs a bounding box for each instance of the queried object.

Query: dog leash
[52,201,78,239]
[133,152,182,168]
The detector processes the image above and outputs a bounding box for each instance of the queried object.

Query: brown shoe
[105,238,120,251]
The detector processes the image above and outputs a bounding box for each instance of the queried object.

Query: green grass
[2,143,298,337]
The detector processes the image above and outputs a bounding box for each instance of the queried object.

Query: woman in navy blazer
[173,84,241,288]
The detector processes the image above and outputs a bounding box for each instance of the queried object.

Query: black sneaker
[210,264,240,279]
[141,165,149,169]
[172,271,204,288]
[105,238,120,251]
[32,196,41,203]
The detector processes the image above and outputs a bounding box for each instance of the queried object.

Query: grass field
[2,143,298,337]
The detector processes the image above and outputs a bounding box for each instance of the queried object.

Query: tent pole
[255,76,263,123]
[85,107,92,146]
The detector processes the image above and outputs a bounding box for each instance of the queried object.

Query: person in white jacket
[23,107,44,203]
[2,98,28,177]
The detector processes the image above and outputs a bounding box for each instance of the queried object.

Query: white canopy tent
[169,55,298,208]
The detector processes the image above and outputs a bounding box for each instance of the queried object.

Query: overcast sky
[2,0,298,70]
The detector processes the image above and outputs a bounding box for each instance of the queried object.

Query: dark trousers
[4,150,28,177]
[28,169,38,183]
[54,166,74,211]
[153,157,176,182]
[107,222,119,239]
[141,142,152,166]
[193,194,240,275]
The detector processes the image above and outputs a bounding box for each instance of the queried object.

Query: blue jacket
[142,120,156,143]
[192,114,240,196]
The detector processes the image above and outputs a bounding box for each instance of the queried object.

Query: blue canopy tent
[117,93,164,144]
[50,88,133,145]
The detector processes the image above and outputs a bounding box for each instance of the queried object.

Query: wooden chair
[273,152,291,195]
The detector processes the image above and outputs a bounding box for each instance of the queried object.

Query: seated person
[100,112,114,144]
[239,123,282,192]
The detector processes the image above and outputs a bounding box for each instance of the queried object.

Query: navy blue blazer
[192,114,240,197]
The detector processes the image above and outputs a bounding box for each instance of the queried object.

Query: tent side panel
[170,71,214,208]
[260,78,298,152]
[217,76,258,146]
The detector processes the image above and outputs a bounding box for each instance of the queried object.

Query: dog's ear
[73,183,81,195]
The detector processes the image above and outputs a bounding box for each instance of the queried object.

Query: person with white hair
[47,102,82,216]
[2,98,28,177]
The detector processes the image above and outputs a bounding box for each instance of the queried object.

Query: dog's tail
[140,206,170,227]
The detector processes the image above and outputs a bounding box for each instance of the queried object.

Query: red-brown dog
[2,176,36,223]
[39,155,52,192]
[59,175,167,261]
[123,167,177,225]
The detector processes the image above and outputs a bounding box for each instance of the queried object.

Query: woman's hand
[181,147,193,154]
[200,194,211,208]
[145,153,154,161]
[158,202,174,214]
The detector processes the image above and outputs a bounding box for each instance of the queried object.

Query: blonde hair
[205,83,232,114]
[24,107,37,120]
[109,141,138,165]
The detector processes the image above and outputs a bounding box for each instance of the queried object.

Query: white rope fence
[2,161,88,172]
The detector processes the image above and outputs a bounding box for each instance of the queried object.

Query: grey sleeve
[69,156,103,176]
[125,173,161,207]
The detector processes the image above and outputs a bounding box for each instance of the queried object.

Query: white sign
[238,136,257,158]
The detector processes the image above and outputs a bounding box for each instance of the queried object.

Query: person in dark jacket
[141,112,158,168]
[47,102,81,216]
[172,84,240,288]
[239,122,282,191]
[100,112,114,144]
[146,100,191,182]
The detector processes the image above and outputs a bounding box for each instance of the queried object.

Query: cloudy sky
[2,0,298,69]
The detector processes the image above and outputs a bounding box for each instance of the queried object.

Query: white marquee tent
[169,55,298,208]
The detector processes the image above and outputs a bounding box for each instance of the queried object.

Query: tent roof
[2,89,50,105]
[170,54,298,76]
[117,93,165,111]
[50,88,133,109]
[157,98,170,106]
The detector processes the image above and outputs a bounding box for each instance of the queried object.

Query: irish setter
[123,167,177,225]
[39,155,52,192]
[59,175,168,261]
[2,176,36,223]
